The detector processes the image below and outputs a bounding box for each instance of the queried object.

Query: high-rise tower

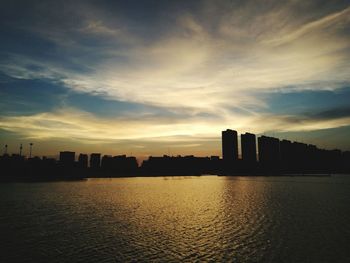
[222,129,238,161]
[241,132,257,163]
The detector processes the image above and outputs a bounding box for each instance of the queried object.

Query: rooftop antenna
[29,143,33,158]
[19,143,23,156]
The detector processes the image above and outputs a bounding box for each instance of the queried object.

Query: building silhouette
[90,153,101,169]
[59,151,75,166]
[101,155,113,170]
[342,151,350,172]
[78,154,88,168]
[222,129,238,162]
[1,128,350,181]
[258,136,280,170]
[141,155,212,175]
[101,155,138,175]
[280,139,293,171]
[241,132,257,163]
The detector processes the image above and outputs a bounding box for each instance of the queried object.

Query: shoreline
[0,173,344,183]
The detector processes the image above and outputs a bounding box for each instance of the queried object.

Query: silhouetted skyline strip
[1,129,350,181]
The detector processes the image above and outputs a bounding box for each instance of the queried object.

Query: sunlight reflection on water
[1,176,350,262]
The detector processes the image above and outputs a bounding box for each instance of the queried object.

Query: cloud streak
[1,107,349,143]
[0,0,350,152]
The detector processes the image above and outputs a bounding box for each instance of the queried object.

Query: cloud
[1,106,350,144]
[308,107,350,120]
[265,6,350,46]
[3,2,349,98]
[0,0,350,149]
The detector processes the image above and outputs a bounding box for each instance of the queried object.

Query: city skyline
[1,2,350,262]
[2,129,347,162]
[1,0,350,157]
[2,129,349,181]
[1,127,349,160]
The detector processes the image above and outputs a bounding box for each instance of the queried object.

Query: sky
[0,0,350,159]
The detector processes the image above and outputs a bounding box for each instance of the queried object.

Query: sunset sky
[1,0,350,159]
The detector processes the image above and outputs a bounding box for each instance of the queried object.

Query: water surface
[1,176,350,262]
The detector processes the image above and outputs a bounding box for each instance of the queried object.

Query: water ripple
[1,176,350,262]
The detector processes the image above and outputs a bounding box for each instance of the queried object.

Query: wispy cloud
[0,0,350,151]
[1,107,349,143]
[265,6,350,46]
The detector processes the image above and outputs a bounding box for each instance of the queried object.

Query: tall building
[59,151,75,165]
[258,136,280,170]
[222,129,238,161]
[90,153,101,168]
[280,140,293,170]
[78,153,88,168]
[258,136,280,165]
[292,142,308,171]
[241,132,257,163]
